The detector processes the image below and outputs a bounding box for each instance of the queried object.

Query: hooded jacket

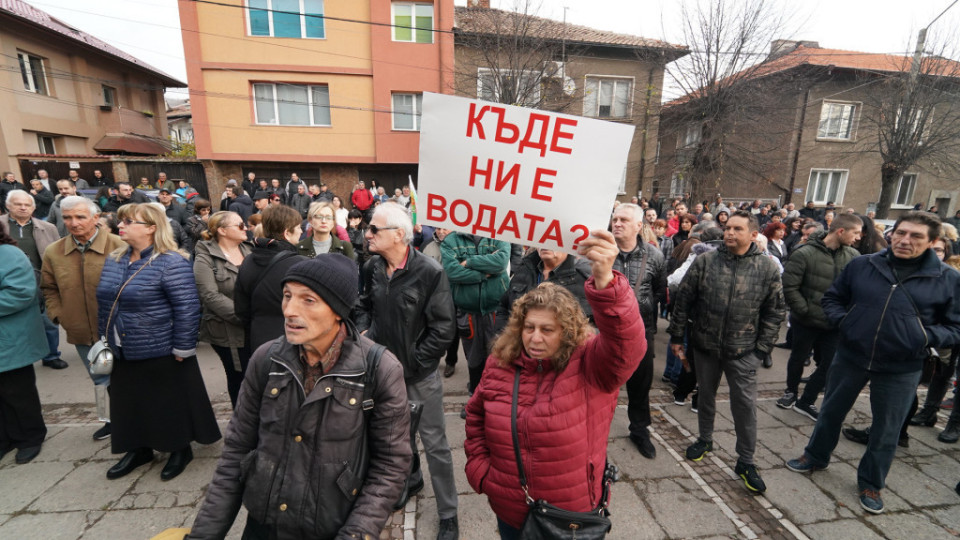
[668,243,786,358]
[781,230,859,329]
[229,194,254,224]
[823,248,960,374]
[464,273,645,529]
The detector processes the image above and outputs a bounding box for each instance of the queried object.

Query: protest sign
[417,92,635,254]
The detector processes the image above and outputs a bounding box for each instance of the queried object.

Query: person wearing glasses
[194,211,253,408]
[95,203,220,481]
[235,205,308,352]
[297,202,355,260]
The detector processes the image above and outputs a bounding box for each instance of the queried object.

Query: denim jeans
[41,310,61,362]
[75,344,110,386]
[663,341,683,384]
[803,353,922,491]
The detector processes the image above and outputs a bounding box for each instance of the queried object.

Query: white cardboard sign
[417,92,635,254]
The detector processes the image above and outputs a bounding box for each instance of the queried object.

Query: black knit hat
[282,254,358,320]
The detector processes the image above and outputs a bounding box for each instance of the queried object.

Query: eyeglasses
[312,215,336,222]
[368,225,398,235]
[933,247,946,253]
[121,218,149,226]
[225,222,247,230]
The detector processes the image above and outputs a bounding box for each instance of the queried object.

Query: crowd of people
[1,168,960,538]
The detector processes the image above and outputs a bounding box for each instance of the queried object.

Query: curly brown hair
[491,282,592,372]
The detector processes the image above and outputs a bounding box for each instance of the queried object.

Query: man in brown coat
[40,196,125,440]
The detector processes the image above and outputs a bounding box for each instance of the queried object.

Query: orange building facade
[178,0,454,197]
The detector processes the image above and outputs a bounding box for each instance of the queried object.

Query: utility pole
[911,0,959,85]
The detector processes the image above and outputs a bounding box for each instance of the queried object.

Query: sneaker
[691,393,699,413]
[786,455,828,473]
[859,488,884,514]
[735,461,767,493]
[776,392,797,409]
[793,402,819,421]
[685,439,712,461]
[673,396,685,406]
[92,423,112,441]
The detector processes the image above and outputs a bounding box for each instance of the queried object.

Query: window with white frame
[37,135,55,154]
[477,68,540,107]
[617,166,627,194]
[670,172,690,197]
[896,106,928,143]
[392,2,433,43]
[392,93,422,131]
[18,52,48,95]
[817,102,857,140]
[806,169,848,204]
[253,83,331,126]
[102,85,116,106]
[894,173,917,207]
[678,123,701,148]
[248,0,325,39]
[583,77,632,118]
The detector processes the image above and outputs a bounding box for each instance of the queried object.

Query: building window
[894,173,917,207]
[670,172,690,197]
[583,77,631,118]
[678,123,701,148]
[102,85,117,106]
[248,0,325,39]
[392,93,422,131]
[392,2,433,43]
[817,102,857,140]
[618,166,627,195]
[37,135,56,154]
[253,83,331,126]
[806,169,848,204]
[18,52,48,95]
[477,68,540,107]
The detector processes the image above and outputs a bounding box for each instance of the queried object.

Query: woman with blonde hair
[96,203,220,481]
[464,230,646,538]
[194,211,253,407]
[297,202,355,259]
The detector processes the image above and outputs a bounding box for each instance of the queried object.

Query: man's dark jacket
[31,187,54,219]
[186,333,411,540]
[613,238,667,333]
[822,248,960,374]
[495,251,593,333]
[234,239,308,351]
[229,194,254,224]
[781,230,858,329]
[164,201,188,226]
[668,243,786,358]
[354,247,456,384]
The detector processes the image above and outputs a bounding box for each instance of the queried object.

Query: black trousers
[0,364,47,450]
[211,344,252,409]
[626,330,656,437]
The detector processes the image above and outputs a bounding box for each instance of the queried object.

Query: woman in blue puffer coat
[96,203,220,481]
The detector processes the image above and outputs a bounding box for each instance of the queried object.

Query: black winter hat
[282,254,358,320]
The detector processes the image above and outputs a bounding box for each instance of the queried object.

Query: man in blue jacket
[787,211,960,515]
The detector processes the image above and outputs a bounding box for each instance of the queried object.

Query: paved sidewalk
[3,323,960,539]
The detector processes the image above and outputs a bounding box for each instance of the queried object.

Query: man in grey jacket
[669,210,785,493]
[188,255,410,539]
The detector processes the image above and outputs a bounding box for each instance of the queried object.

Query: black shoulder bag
[511,367,615,539]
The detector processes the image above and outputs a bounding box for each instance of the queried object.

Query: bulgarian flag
[408,175,418,225]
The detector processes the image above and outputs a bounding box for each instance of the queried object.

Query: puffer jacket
[668,243,785,358]
[235,238,308,351]
[40,229,126,345]
[495,250,593,333]
[186,332,411,540]
[354,247,456,383]
[440,233,510,314]
[823,248,960,374]
[781,230,858,329]
[96,246,201,360]
[612,237,666,331]
[464,273,645,529]
[0,245,49,372]
[194,240,253,348]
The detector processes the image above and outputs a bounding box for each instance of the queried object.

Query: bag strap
[103,258,153,339]
[510,367,534,504]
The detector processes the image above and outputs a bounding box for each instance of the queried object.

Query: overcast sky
[23,0,960,101]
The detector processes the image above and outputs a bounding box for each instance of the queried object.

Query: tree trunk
[876,164,902,219]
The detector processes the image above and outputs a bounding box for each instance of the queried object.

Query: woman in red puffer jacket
[464,230,646,538]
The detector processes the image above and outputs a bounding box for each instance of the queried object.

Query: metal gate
[126,162,209,199]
